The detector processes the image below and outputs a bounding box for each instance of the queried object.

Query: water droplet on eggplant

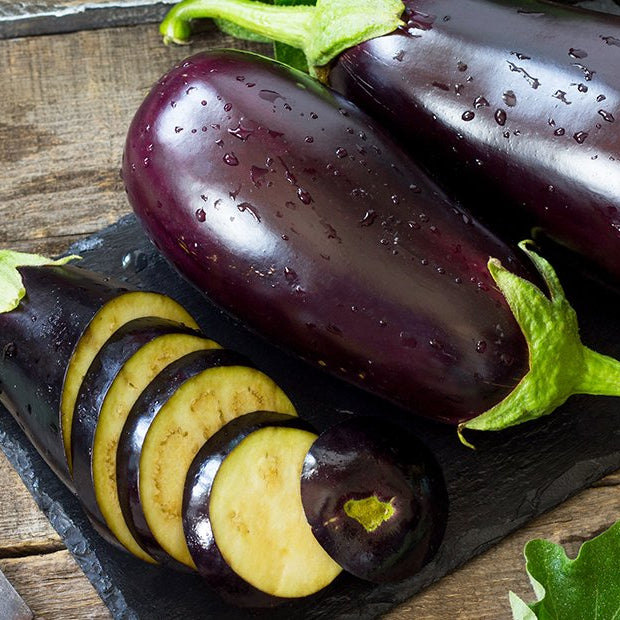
[223,152,239,166]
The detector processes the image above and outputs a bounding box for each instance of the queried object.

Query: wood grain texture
[0,452,63,557]
[0,23,269,255]
[0,552,111,619]
[0,18,619,620]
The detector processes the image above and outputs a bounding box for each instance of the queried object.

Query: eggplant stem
[160,0,405,71]
[459,241,620,447]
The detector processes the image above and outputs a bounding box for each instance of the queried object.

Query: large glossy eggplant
[0,252,197,489]
[160,0,620,282]
[122,50,620,438]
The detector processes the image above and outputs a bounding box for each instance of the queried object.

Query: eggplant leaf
[510,520,620,619]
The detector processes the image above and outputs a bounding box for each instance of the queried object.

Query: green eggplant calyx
[0,250,80,314]
[159,0,405,73]
[458,240,620,448]
[343,495,395,532]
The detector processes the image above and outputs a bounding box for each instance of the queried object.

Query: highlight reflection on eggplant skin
[123,49,533,425]
[329,0,620,280]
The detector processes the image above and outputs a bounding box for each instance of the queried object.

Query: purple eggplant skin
[182,410,317,608]
[71,316,201,539]
[116,347,250,566]
[301,416,448,583]
[0,264,134,491]
[328,0,620,281]
[123,49,534,426]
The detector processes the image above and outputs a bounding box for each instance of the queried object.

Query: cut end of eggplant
[301,417,448,583]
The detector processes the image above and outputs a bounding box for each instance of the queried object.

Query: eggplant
[70,316,210,551]
[183,410,341,607]
[122,50,620,439]
[160,0,620,282]
[0,252,197,489]
[92,331,219,563]
[117,348,296,567]
[301,416,448,583]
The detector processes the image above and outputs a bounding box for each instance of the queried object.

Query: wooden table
[0,2,619,618]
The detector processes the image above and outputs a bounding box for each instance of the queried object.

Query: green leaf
[0,250,79,314]
[510,520,620,619]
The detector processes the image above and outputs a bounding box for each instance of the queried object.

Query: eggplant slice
[117,348,250,565]
[183,411,342,607]
[71,317,203,540]
[300,417,448,583]
[61,290,198,472]
[119,352,296,567]
[92,332,220,562]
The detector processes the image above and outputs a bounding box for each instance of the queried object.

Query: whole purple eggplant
[122,49,620,437]
[160,0,620,282]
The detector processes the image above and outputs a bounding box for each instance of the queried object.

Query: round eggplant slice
[71,316,201,540]
[0,264,135,490]
[116,348,249,566]
[61,288,198,473]
[92,332,219,563]
[300,417,448,583]
[183,412,342,607]
[118,350,296,568]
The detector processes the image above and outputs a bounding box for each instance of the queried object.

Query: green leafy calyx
[459,241,620,447]
[0,250,79,314]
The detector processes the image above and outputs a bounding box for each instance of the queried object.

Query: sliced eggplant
[300,417,448,583]
[117,350,296,567]
[0,263,134,489]
[71,316,202,540]
[116,348,249,565]
[183,411,342,607]
[91,332,220,563]
[62,289,198,473]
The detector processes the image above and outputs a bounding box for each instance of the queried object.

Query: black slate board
[1,213,619,619]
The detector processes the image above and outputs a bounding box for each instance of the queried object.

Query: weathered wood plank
[0,452,63,557]
[0,23,269,253]
[0,551,111,619]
